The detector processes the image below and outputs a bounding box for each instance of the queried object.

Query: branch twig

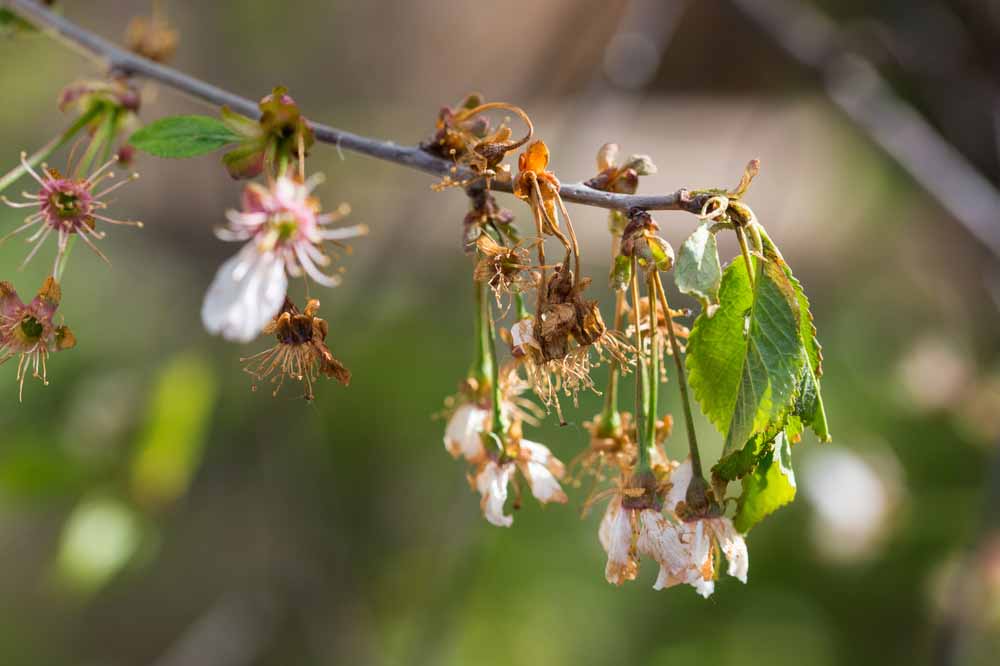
[6,0,710,214]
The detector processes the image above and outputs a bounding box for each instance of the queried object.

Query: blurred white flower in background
[896,335,971,412]
[802,446,904,563]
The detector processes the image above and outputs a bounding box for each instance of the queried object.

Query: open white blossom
[202,176,366,342]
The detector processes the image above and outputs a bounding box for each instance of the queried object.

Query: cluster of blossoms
[428,101,767,596]
[0,11,363,404]
[1,3,834,603]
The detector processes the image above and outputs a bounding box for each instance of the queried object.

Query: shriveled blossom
[596,466,675,586]
[240,297,350,401]
[462,188,515,253]
[426,98,534,190]
[593,457,746,596]
[472,234,538,311]
[470,431,567,527]
[1,153,141,275]
[509,268,633,421]
[124,9,179,63]
[627,296,690,380]
[201,174,367,342]
[572,412,672,484]
[656,458,749,595]
[0,277,76,401]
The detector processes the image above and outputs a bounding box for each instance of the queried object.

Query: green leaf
[129,115,243,158]
[734,432,796,532]
[785,263,831,442]
[676,223,722,314]
[686,248,804,459]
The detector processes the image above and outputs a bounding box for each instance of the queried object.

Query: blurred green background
[2,1,1000,664]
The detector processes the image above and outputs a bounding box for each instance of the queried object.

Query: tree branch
[6,0,710,214]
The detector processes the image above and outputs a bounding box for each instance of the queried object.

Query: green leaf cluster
[686,240,830,532]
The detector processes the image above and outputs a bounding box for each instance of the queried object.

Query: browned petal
[519,140,549,174]
[318,346,351,386]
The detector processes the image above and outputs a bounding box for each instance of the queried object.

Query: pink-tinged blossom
[0,277,76,401]
[1,153,141,276]
[201,175,367,342]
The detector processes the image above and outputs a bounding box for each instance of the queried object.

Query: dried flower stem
[6,0,714,215]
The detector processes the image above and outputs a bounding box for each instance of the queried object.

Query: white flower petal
[709,517,749,583]
[600,499,637,585]
[202,244,287,343]
[665,457,693,511]
[476,461,513,527]
[443,404,488,461]
[519,460,567,504]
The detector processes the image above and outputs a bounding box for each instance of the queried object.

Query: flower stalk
[653,273,704,482]
[630,256,649,470]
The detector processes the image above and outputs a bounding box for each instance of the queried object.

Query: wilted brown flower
[241,298,349,401]
[472,234,538,310]
[125,5,179,63]
[0,276,76,401]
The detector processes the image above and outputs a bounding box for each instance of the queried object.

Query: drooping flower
[508,270,633,421]
[1,153,141,275]
[0,276,76,401]
[201,175,366,342]
[596,466,677,586]
[657,458,749,595]
[469,434,567,527]
[592,456,746,596]
[442,363,541,463]
[240,297,350,401]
